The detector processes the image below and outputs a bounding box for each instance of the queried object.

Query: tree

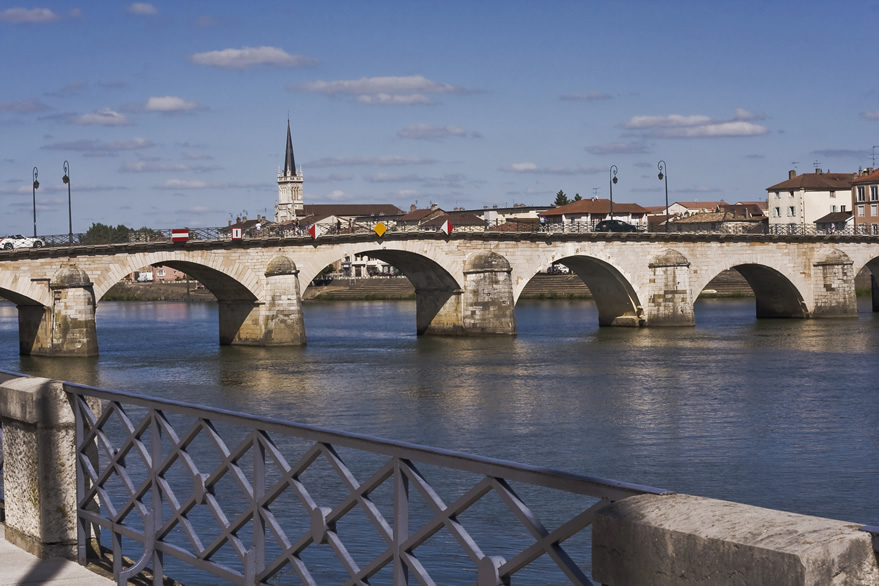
[573,193,582,201]
[80,223,132,245]
[553,190,569,207]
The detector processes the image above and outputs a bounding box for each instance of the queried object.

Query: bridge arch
[90,250,262,302]
[516,252,643,327]
[697,263,808,318]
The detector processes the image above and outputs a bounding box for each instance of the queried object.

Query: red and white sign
[440,220,453,235]
[172,229,189,243]
[231,227,243,240]
[308,224,321,239]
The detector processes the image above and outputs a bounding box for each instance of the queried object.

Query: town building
[814,211,854,234]
[851,167,879,235]
[766,169,854,233]
[275,120,304,223]
[668,203,766,234]
[539,198,649,230]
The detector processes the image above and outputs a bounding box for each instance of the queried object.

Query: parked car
[1,234,44,249]
[595,220,638,233]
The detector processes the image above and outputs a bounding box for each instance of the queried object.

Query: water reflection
[0,298,875,529]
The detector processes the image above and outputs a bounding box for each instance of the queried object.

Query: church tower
[275,120,304,222]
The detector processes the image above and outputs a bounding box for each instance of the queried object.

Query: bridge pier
[418,252,516,336]
[218,257,306,346]
[646,249,695,326]
[19,266,98,357]
[811,250,857,318]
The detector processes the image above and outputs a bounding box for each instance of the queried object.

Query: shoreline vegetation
[94,269,870,302]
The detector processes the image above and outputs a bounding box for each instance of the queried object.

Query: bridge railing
[64,381,668,585]
[25,221,879,250]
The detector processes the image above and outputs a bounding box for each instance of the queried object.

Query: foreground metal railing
[65,382,668,585]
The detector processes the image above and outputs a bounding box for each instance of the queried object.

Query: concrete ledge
[0,376,72,425]
[593,494,879,586]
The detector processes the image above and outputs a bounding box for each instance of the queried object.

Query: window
[773,207,780,218]
[873,224,878,236]
[842,205,847,212]
[787,206,796,217]
[157,269,165,277]
[859,224,867,235]
[872,204,878,217]
[872,186,878,201]
[858,204,865,217]
[830,190,836,198]
[773,191,779,199]
[831,205,838,212]
[789,191,795,197]
[857,186,866,202]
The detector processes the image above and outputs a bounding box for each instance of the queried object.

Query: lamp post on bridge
[32,167,39,238]
[609,165,618,222]
[658,160,668,232]
[62,161,72,244]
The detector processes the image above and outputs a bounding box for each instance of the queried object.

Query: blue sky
[1,1,878,236]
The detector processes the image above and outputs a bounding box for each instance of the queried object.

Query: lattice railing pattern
[65,382,668,585]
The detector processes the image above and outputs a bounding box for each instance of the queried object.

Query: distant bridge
[1,231,877,355]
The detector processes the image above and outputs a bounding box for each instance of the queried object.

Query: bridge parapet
[593,493,879,585]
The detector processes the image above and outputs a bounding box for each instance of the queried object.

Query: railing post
[252,431,266,583]
[393,458,409,585]
[0,376,78,559]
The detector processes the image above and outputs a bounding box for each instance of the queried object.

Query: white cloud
[120,160,221,173]
[357,94,433,105]
[559,91,613,101]
[586,142,650,155]
[623,114,713,129]
[42,137,154,156]
[127,3,158,15]
[158,179,209,189]
[654,121,768,138]
[863,110,879,121]
[0,8,59,23]
[500,162,603,175]
[0,99,48,113]
[308,156,436,167]
[398,123,481,140]
[622,109,768,138]
[295,75,468,106]
[145,96,200,112]
[72,108,131,126]
[190,46,317,70]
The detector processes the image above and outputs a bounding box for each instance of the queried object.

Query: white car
[1,235,45,250]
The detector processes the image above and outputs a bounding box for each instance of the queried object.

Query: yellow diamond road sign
[373,222,387,237]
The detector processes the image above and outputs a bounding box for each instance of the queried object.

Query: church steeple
[283,119,296,176]
[276,118,304,223]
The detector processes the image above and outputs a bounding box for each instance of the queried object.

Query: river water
[0,297,877,579]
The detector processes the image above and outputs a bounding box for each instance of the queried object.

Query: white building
[766,169,854,232]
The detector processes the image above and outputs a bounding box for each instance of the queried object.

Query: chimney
[410,204,417,212]
[815,168,822,175]
[430,202,438,211]
[788,170,796,180]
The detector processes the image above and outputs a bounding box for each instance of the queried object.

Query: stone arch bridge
[1,232,877,356]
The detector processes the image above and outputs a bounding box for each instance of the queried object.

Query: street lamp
[32,167,39,238]
[658,160,668,232]
[63,161,72,244]
[609,165,618,221]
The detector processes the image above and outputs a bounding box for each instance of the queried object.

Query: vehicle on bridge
[1,234,44,249]
[595,219,638,232]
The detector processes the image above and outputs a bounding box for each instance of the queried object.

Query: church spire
[283,119,296,176]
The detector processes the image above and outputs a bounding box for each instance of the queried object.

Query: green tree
[573,193,582,201]
[80,223,132,245]
[553,189,569,207]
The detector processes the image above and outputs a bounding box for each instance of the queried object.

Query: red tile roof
[767,171,854,191]
[540,198,648,217]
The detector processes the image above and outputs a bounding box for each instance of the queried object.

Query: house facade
[539,198,649,230]
[851,168,879,235]
[766,169,854,232]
